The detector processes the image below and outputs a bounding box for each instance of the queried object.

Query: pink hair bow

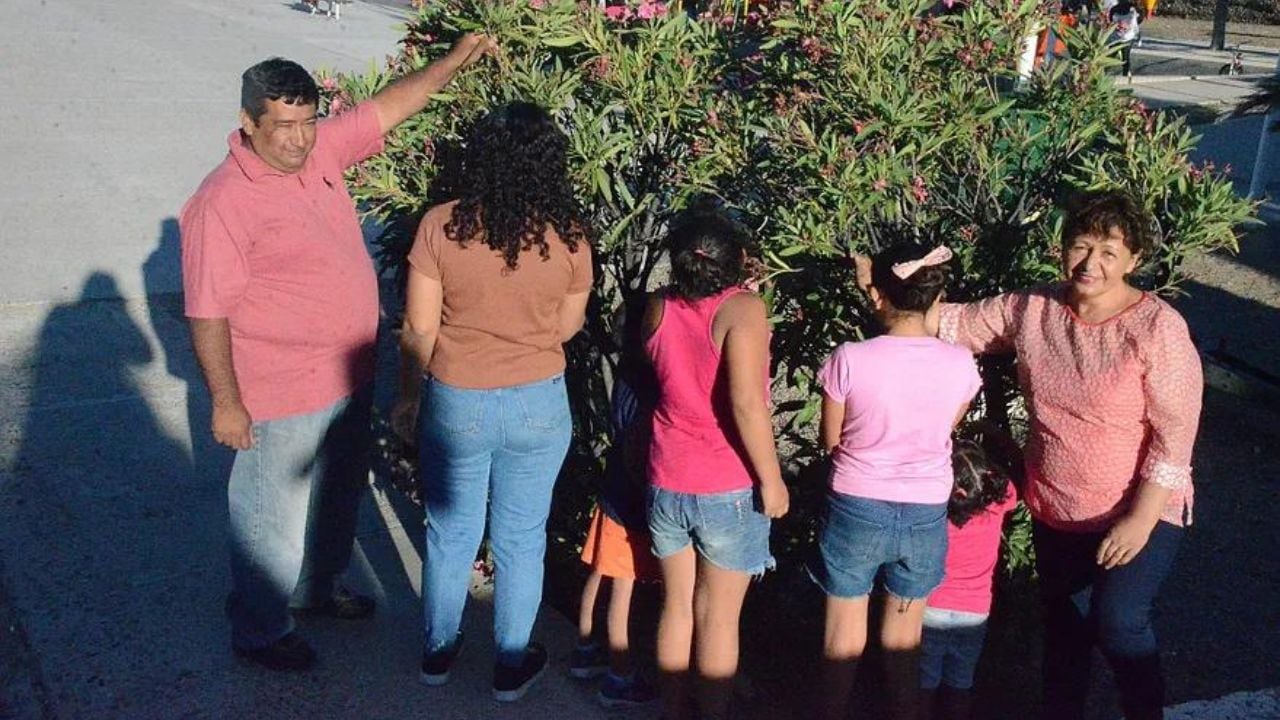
[891,245,953,279]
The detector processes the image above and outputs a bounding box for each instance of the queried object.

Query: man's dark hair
[1061,190,1155,259]
[241,58,319,123]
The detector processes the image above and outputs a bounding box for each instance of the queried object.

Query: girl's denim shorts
[809,492,947,600]
[647,486,775,576]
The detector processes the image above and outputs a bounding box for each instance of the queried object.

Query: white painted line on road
[370,476,422,597]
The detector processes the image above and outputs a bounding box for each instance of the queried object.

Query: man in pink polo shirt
[180,33,494,672]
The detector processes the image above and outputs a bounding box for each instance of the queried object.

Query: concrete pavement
[0,0,407,304]
[0,291,644,719]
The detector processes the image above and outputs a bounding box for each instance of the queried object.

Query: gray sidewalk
[0,0,409,304]
[0,291,639,720]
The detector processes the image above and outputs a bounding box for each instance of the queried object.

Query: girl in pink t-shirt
[919,435,1021,720]
[812,241,980,720]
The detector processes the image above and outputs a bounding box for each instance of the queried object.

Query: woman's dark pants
[1034,520,1182,720]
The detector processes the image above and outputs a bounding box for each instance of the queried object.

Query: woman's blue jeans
[1035,519,1183,720]
[418,374,572,668]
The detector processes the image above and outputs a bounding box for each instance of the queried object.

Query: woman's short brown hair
[1061,190,1155,259]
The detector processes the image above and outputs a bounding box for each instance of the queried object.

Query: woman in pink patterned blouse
[936,191,1202,720]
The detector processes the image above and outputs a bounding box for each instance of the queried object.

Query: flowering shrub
[322,0,1252,572]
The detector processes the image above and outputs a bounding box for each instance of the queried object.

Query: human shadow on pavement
[3,271,232,716]
[142,217,230,489]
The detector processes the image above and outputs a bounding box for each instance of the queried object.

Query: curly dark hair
[1061,190,1155,258]
[443,102,590,269]
[870,239,951,313]
[949,438,1013,528]
[667,204,754,300]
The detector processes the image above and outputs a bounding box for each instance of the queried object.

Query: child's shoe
[597,672,657,708]
[569,642,608,679]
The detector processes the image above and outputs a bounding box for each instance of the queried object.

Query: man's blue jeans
[418,374,572,668]
[225,387,371,650]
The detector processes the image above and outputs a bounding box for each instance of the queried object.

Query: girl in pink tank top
[643,206,789,720]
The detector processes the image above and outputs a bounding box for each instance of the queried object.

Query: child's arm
[820,395,845,455]
[720,293,789,519]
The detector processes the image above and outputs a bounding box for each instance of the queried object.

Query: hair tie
[891,245,953,279]
[692,248,714,260]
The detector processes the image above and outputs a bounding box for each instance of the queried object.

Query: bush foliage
[322,0,1253,573]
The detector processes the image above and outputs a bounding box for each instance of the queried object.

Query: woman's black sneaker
[232,631,316,672]
[493,643,548,702]
[420,632,464,686]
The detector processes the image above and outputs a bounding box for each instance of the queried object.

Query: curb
[1121,73,1269,86]
[1201,350,1280,409]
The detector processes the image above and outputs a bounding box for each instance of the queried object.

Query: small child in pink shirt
[919,435,1021,720]
[812,241,981,720]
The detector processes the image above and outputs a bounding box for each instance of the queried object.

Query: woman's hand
[1097,511,1158,569]
[390,396,420,444]
[852,253,873,294]
[760,478,790,519]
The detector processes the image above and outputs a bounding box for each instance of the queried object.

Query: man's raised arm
[370,33,497,135]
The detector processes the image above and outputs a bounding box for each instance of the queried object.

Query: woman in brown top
[392,102,593,702]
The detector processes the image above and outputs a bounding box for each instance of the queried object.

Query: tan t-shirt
[407,200,593,389]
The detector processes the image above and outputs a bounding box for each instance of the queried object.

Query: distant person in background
[1110,0,1143,76]
[180,34,493,672]
[302,0,347,20]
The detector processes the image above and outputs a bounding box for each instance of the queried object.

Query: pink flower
[530,0,546,7]
[800,36,827,62]
[872,178,888,192]
[911,176,929,203]
[589,55,612,80]
[603,4,632,22]
[320,76,337,91]
[636,0,667,20]
[329,96,347,114]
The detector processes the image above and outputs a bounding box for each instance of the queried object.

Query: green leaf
[543,35,582,48]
